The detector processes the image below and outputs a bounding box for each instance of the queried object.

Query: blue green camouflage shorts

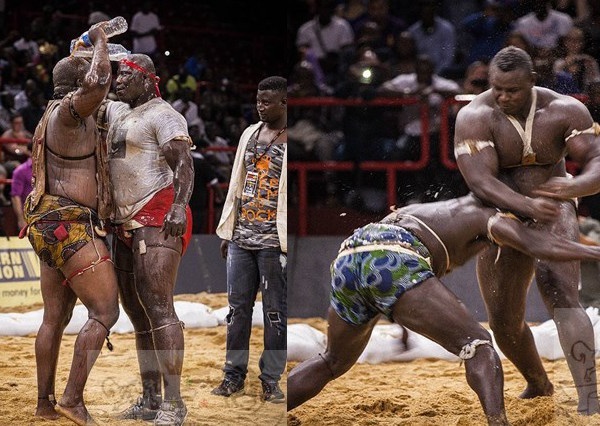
[330,223,435,326]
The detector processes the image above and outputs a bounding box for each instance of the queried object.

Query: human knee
[487,316,523,337]
[91,306,119,330]
[322,352,354,378]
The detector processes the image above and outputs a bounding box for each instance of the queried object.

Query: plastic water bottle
[70,43,130,61]
[72,16,128,49]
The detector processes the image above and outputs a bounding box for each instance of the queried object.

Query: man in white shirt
[130,1,162,59]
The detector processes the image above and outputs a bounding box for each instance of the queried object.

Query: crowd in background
[287,0,600,219]
[0,0,285,235]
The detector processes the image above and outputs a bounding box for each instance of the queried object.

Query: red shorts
[115,186,193,254]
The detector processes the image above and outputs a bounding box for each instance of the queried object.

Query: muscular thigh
[131,227,181,305]
[535,201,580,304]
[40,262,77,322]
[477,245,535,318]
[62,239,118,313]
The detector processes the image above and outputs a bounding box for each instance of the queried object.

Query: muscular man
[287,194,600,425]
[454,46,600,414]
[98,54,194,426]
[23,24,119,425]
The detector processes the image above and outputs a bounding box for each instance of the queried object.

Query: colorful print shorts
[330,223,434,325]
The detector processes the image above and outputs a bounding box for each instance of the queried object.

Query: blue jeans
[223,242,287,383]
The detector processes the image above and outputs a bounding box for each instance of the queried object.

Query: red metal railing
[287,96,432,235]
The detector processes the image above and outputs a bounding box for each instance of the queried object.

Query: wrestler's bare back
[45,108,99,210]
[381,195,495,275]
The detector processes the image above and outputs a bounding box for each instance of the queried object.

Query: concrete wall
[175,235,227,295]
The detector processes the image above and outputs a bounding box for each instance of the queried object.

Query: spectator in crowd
[452,60,490,117]
[378,54,461,203]
[1,112,32,175]
[504,30,535,56]
[378,54,460,162]
[514,0,573,50]
[554,26,600,92]
[13,78,38,111]
[130,1,162,60]
[407,0,456,76]
[335,47,392,159]
[12,26,40,69]
[461,0,516,65]
[0,92,16,133]
[0,163,9,206]
[200,121,233,181]
[20,89,46,134]
[352,0,406,58]
[183,50,208,81]
[533,47,580,94]
[166,66,198,102]
[189,150,223,234]
[576,0,600,61]
[9,141,32,231]
[87,1,111,25]
[288,59,322,98]
[387,31,418,76]
[296,0,355,88]
[171,87,205,141]
[336,0,367,29]
[462,60,490,96]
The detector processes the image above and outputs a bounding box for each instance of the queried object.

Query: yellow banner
[0,237,41,307]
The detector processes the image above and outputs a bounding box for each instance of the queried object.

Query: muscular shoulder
[538,87,592,129]
[455,92,496,137]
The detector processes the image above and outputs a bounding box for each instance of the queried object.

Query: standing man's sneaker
[261,381,285,403]
[114,395,160,420]
[153,400,187,426]
[211,377,245,397]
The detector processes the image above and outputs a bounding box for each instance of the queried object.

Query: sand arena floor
[0,293,285,425]
[287,317,600,426]
[3,293,600,425]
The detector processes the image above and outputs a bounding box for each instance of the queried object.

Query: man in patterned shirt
[213,76,287,403]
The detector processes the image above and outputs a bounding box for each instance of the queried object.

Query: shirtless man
[97,54,194,426]
[23,24,118,425]
[454,46,600,414]
[287,194,600,425]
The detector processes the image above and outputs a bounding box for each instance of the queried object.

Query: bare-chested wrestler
[287,193,600,425]
[454,45,600,414]
[22,24,118,425]
[97,54,194,426]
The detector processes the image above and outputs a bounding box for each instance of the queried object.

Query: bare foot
[519,381,554,399]
[35,402,60,420]
[55,403,97,426]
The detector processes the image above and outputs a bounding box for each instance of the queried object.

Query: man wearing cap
[97,53,194,426]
